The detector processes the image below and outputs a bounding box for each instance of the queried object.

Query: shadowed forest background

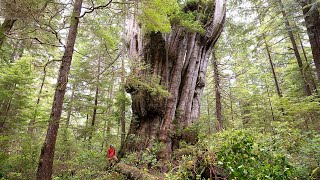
[0,0,320,179]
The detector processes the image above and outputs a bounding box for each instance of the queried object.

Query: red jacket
[108,147,116,159]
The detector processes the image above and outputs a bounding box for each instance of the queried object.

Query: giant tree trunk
[299,0,320,82]
[36,0,82,179]
[121,0,226,160]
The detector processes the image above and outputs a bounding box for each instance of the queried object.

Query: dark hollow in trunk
[120,0,226,161]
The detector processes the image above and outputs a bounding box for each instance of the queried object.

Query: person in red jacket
[107,144,117,166]
[108,144,116,159]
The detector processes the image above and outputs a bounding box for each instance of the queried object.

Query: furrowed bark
[122,0,226,161]
[299,0,320,82]
[36,0,83,179]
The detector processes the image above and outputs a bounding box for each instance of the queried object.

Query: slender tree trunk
[120,8,127,149]
[278,0,312,96]
[121,0,226,161]
[0,19,16,47]
[0,84,16,134]
[89,56,101,140]
[298,32,318,93]
[299,0,320,82]
[212,51,223,131]
[263,36,283,97]
[120,52,126,148]
[66,84,75,129]
[36,0,82,179]
[84,114,89,141]
[206,93,212,134]
[265,82,276,122]
[229,78,234,122]
[28,68,47,134]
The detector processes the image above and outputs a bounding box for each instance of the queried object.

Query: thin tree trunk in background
[0,84,16,133]
[63,84,75,160]
[120,6,127,149]
[120,53,126,148]
[84,114,89,140]
[263,35,283,97]
[278,0,312,96]
[36,0,82,179]
[28,67,47,134]
[298,32,318,93]
[89,56,101,140]
[102,80,115,151]
[212,51,223,131]
[107,77,114,136]
[206,93,212,134]
[66,84,75,129]
[265,82,275,122]
[0,19,16,47]
[299,0,320,82]
[229,78,234,122]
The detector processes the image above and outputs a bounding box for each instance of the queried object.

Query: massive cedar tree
[120,0,226,160]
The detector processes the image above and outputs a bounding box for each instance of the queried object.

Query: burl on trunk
[120,0,226,160]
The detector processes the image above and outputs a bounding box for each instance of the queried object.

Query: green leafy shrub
[211,130,293,179]
[168,129,297,179]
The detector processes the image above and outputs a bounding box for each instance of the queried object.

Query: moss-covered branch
[114,162,163,180]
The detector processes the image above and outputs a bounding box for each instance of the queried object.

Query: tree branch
[79,0,113,18]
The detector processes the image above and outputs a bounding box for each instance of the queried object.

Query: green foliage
[170,0,216,34]
[170,11,205,34]
[0,57,35,132]
[166,129,299,179]
[0,0,49,18]
[126,74,170,98]
[0,134,41,180]
[93,26,120,50]
[121,141,161,168]
[211,130,293,179]
[139,0,179,32]
[139,0,212,33]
